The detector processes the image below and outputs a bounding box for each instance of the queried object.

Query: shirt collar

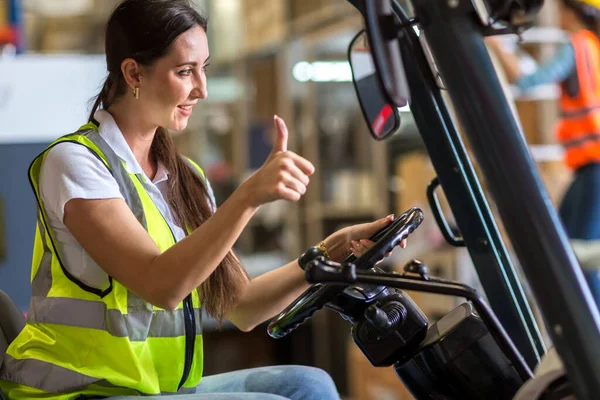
[154,162,169,184]
[94,109,169,184]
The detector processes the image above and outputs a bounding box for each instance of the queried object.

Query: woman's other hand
[323,214,407,262]
[241,115,315,207]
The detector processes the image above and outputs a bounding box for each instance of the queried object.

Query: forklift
[267,0,600,398]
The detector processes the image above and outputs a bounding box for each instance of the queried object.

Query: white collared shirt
[38,110,191,289]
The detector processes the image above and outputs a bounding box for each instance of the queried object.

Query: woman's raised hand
[242,115,315,207]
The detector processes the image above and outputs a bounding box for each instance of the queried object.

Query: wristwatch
[298,242,330,271]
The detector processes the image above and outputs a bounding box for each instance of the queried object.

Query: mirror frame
[348,29,401,141]
[364,0,410,108]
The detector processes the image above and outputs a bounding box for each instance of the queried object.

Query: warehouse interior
[0,0,589,399]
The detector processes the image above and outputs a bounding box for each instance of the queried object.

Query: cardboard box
[514,100,559,145]
[394,151,451,257]
[40,16,91,53]
[289,0,325,21]
[288,0,354,33]
[515,100,540,144]
[395,152,435,213]
[536,160,572,209]
[242,0,286,53]
[0,0,6,26]
[92,0,121,20]
[347,339,414,400]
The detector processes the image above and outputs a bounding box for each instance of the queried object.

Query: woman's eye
[179,68,193,76]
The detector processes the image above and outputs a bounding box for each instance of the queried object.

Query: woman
[488,0,600,305]
[0,1,402,399]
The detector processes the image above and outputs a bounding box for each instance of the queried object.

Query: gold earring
[133,87,140,99]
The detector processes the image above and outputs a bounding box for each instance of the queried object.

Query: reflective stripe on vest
[558,30,600,170]
[0,123,205,398]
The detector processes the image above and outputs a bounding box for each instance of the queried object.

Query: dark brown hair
[562,0,600,33]
[89,0,247,322]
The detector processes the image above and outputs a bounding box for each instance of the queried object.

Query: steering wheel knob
[403,260,429,280]
[299,246,325,271]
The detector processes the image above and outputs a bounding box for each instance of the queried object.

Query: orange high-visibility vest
[557,30,600,170]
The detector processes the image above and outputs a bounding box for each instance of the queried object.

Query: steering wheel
[267,207,424,339]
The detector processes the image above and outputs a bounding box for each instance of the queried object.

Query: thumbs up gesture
[242,115,315,207]
[267,115,289,161]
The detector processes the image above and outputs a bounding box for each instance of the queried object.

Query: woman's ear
[121,58,143,91]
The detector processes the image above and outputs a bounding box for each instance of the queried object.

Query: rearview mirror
[349,30,401,140]
[364,0,410,108]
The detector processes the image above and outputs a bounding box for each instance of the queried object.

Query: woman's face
[138,25,210,132]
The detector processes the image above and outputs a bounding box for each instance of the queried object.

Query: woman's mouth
[177,105,194,117]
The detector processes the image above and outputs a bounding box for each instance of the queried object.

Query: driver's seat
[0,289,25,397]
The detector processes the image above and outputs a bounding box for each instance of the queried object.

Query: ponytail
[88,73,122,121]
[88,0,243,322]
[88,73,248,322]
[152,128,248,323]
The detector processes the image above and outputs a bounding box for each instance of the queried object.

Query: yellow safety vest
[0,122,205,399]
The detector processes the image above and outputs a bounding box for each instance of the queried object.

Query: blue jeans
[583,269,600,307]
[108,365,340,400]
[559,163,600,309]
[559,163,600,241]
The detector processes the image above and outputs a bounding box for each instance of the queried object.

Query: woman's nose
[193,74,207,100]
[198,85,208,99]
